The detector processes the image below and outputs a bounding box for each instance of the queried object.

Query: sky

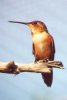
[0,0,67,100]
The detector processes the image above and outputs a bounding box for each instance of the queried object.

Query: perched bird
[9,20,55,87]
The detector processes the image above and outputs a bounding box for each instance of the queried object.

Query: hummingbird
[8,20,55,87]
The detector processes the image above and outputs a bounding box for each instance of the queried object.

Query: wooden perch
[0,60,64,74]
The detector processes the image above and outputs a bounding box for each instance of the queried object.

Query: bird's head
[8,20,48,34]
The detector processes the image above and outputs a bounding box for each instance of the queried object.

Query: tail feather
[42,69,53,87]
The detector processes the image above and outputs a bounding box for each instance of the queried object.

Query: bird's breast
[32,32,48,43]
[32,32,53,59]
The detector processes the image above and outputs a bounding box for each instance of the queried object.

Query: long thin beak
[8,21,28,25]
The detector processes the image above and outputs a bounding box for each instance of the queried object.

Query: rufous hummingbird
[9,20,55,87]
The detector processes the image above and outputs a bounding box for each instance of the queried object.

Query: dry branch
[0,60,64,74]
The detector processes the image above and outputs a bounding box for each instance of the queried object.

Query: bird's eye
[34,22,37,24]
[33,22,37,25]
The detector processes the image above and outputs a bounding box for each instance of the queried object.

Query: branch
[0,60,64,74]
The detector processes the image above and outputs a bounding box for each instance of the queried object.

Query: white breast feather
[32,32,48,43]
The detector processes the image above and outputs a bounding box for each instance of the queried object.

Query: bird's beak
[8,21,28,25]
[8,21,33,30]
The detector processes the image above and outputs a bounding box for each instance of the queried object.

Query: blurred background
[0,0,67,100]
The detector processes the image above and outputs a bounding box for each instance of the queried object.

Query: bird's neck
[32,30,49,36]
[32,31,49,42]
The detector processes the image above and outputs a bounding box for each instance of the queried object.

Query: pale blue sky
[0,0,67,100]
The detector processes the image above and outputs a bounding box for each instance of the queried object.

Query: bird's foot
[43,59,49,62]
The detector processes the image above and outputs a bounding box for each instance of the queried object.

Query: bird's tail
[41,68,53,87]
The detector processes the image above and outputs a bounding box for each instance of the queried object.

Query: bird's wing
[32,43,35,55]
[42,35,55,87]
[51,37,55,60]
[52,38,55,54]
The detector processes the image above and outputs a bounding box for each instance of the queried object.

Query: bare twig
[0,60,64,74]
